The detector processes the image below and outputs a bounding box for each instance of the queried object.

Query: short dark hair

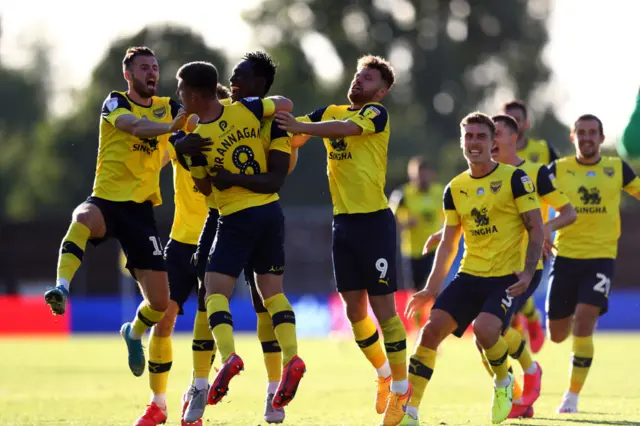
[492,114,519,134]
[216,83,231,100]
[502,100,528,119]
[460,111,496,137]
[357,55,395,88]
[177,61,219,98]
[408,156,428,171]
[242,51,277,95]
[122,46,155,71]
[574,114,604,136]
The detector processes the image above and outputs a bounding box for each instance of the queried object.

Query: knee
[154,308,178,337]
[549,332,567,344]
[473,318,501,349]
[419,321,444,349]
[345,303,368,324]
[148,295,169,312]
[72,204,99,231]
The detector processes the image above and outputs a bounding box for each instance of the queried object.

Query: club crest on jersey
[476,187,485,196]
[529,153,540,162]
[363,105,381,120]
[520,175,535,193]
[153,106,166,118]
[603,167,614,177]
[490,181,502,194]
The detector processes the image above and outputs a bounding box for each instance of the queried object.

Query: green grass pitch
[1,333,639,425]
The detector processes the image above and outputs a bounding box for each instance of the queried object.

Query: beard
[132,77,155,98]
[347,88,375,105]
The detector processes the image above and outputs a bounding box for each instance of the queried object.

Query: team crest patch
[603,167,614,177]
[490,181,502,194]
[529,153,540,163]
[363,106,381,120]
[521,175,535,193]
[153,106,166,118]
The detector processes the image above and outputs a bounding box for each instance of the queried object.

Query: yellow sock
[257,311,282,382]
[484,337,510,381]
[521,297,539,322]
[570,335,594,394]
[148,334,172,395]
[408,345,436,409]
[352,316,388,372]
[206,294,235,363]
[380,315,408,382]
[504,327,534,371]
[192,310,215,380]
[264,293,298,365]
[56,222,91,285]
[132,302,165,338]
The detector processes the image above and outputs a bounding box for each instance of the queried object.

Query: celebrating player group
[43,44,640,426]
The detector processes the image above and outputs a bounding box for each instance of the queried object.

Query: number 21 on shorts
[376,258,389,285]
[593,272,611,298]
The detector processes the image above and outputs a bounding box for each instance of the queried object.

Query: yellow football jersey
[166,143,208,245]
[444,164,540,277]
[517,138,559,165]
[517,160,570,270]
[390,182,444,258]
[188,98,278,216]
[299,103,390,215]
[550,156,640,259]
[95,91,180,206]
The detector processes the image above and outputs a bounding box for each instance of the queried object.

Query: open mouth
[491,146,499,155]
[146,79,157,90]
[468,148,482,156]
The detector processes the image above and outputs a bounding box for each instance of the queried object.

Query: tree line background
[1,0,638,224]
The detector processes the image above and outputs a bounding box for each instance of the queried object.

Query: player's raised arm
[102,93,188,139]
[508,169,544,297]
[622,159,640,199]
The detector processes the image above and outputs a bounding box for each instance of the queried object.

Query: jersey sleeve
[169,99,182,119]
[388,188,405,213]
[511,168,540,213]
[537,165,570,210]
[547,142,559,162]
[348,104,389,135]
[298,106,328,124]
[622,159,640,194]
[269,121,292,154]
[166,140,177,161]
[101,92,131,125]
[239,97,274,120]
[443,184,460,226]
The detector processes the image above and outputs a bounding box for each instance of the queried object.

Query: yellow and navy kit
[517,137,559,165]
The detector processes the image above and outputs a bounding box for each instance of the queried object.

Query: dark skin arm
[212,150,290,194]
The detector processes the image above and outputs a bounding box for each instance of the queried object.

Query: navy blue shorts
[164,239,198,315]
[332,208,398,296]
[546,256,615,320]
[410,253,435,291]
[85,196,165,276]
[207,201,285,278]
[514,269,544,313]
[194,208,219,282]
[433,272,524,338]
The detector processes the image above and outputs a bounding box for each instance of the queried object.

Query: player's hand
[405,286,439,319]
[542,223,556,260]
[210,168,233,190]
[170,108,189,132]
[423,230,443,255]
[507,271,532,297]
[275,112,305,134]
[174,133,213,157]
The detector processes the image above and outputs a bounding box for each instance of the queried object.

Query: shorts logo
[153,106,166,118]
[603,167,614,177]
[490,181,502,194]
[520,175,535,193]
[269,265,284,273]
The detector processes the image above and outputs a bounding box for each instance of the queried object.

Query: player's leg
[558,258,613,414]
[253,201,304,410]
[332,214,391,414]
[247,268,284,423]
[45,198,107,315]
[546,256,580,344]
[521,296,544,352]
[405,277,465,425]
[410,253,435,328]
[204,208,260,407]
